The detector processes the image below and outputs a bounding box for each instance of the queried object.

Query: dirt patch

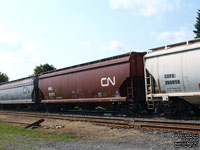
[0,114,188,150]
[41,119,140,139]
[0,114,7,119]
[0,114,141,140]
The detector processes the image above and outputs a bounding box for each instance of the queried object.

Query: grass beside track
[0,123,75,150]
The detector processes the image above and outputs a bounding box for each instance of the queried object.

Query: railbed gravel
[2,129,190,150]
[37,130,197,150]
[0,113,200,150]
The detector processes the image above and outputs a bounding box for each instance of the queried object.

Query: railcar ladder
[127,78,134,110]
[127,87,133,99]
[145,73,154,109]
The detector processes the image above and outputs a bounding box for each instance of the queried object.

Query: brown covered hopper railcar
[37,52,146,111]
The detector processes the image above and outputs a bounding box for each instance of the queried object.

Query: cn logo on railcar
[101,76,116,87]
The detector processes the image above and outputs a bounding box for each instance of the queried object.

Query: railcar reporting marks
[101,76,116,87]
[164,74,180,85]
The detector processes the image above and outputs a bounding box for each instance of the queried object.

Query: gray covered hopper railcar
[0,77,35,104]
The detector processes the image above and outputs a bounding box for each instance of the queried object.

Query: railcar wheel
[170,99,191,118]
[115,103,128,114]
[44,104,55,112]
[178,101,191,118]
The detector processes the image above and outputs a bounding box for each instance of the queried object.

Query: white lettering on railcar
[48,87,53,91]
[101,76,116,87]
[49,92,55,97]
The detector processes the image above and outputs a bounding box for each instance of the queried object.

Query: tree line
[0,9,200,83]
[194,9,200,38]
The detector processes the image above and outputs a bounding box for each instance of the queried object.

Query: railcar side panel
[0,77,34,104]
[38,52,145,104]
[39,62,130,102]
[144,39,200,105]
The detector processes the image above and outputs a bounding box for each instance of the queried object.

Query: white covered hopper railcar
[144,38,200,110]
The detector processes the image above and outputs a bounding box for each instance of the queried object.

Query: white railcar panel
[183,50,200,92]
[158,53,184,93]
[145,39,200,105]
[145,57,159,80]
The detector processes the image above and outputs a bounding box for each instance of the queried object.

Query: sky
[0,0,199,80]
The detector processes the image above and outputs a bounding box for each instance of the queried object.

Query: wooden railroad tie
[25,119,45,129]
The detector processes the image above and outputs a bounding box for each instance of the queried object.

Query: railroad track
[1,110,200,133]
[0,111,129,128]
[0,120,29,125]
[133,120,200,133]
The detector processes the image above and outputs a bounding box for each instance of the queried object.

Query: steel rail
[1,111,200,133]
[0,111,130,128]
[138,124,200,133]
[134,120,200,128]
[0,120,30,125]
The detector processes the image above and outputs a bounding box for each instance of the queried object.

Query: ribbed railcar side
[38,52,145,105]
[0,77,35,104]
[144,38,200,106]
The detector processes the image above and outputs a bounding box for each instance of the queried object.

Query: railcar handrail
[149,38,200,52]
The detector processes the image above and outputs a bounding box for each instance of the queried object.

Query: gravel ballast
[0,114,199,150]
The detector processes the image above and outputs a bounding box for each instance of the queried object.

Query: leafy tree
[194,9,200,38]
[34,63,56,75]
[0,72,9,83]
